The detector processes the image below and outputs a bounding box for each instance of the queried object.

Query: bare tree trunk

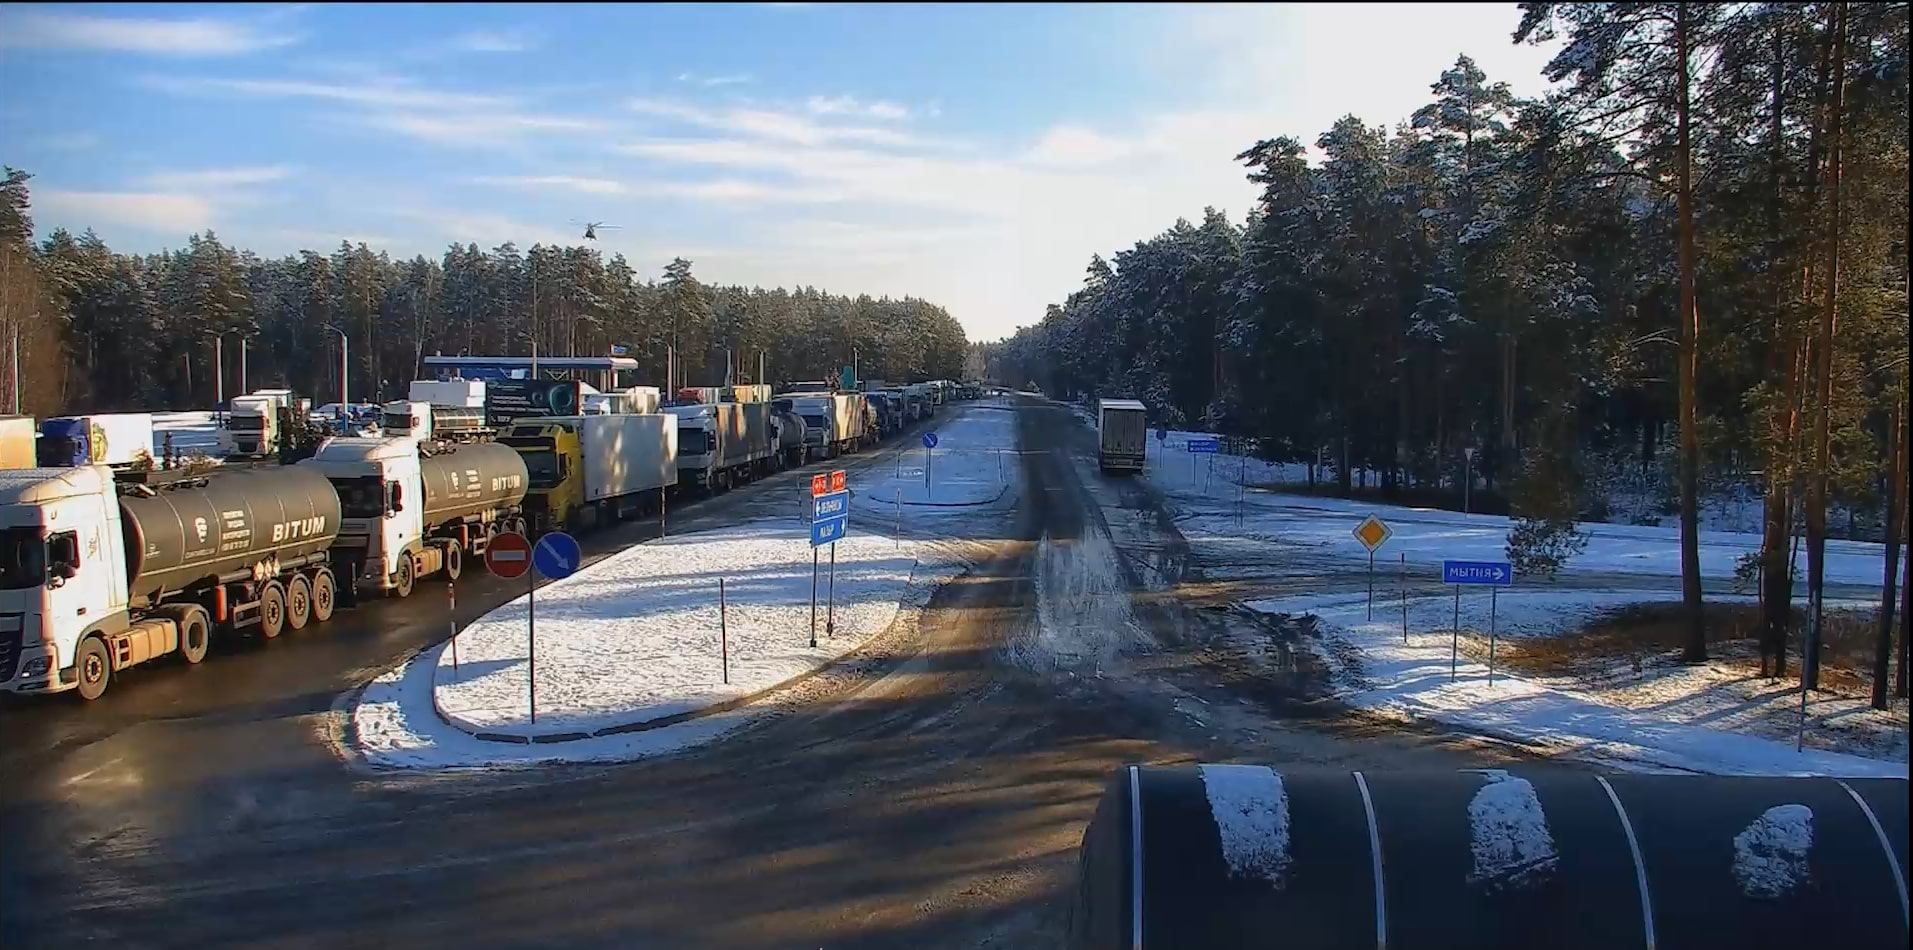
[1874,402,1906,708]
[1758,15,1793,677]
[1804,2,1848,691]
[1899,506,1910,698]
[1675,3,1708,662]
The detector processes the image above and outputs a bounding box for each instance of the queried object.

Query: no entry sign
[485,531,532,579]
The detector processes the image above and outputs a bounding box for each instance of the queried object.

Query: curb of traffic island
[425,550,931,746]
[862,480,1012,509]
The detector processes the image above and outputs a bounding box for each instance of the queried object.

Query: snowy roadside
[1249,589,1908,777]
[346,523,971,768]
[862,403,1018,508]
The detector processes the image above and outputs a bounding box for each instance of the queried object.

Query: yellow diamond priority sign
[1352,515,1392,552]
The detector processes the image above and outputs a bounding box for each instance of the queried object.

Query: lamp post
[326,327,349,409]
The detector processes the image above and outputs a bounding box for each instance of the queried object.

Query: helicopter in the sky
[572,220,622,241]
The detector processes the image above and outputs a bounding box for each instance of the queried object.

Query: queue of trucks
[0,375,983,700]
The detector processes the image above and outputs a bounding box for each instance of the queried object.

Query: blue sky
[0,3,1560,341]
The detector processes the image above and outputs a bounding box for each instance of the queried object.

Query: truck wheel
[442,543,463,581]
[258,580,287,639]
[310,569,338,623]
[393,555,416,598]
[286,574,313,630]
[178,607,211,663]
[75,636,111,701]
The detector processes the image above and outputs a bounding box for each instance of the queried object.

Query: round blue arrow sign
[922,431,939,449]
[532,531,583,580]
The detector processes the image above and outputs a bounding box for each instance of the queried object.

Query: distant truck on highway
[1096,399,1148,474]
[302,438,527,599]
[501,413,677,533]
[667,401,775,492]
[0,464,342,700]
[782,393,867,459]
[36,413,155,468]
[223,390,298,457]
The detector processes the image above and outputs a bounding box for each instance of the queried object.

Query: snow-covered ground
[431,525,921,738]
[1147,451,1897,587]
[1248,589,1907,777]
[862,405,1016,507]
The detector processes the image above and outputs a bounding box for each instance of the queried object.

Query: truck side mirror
[52,563,76,581]
[387,482,404,515]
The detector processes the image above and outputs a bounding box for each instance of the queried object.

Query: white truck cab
[0,467,126,695]
[302,438,421,597]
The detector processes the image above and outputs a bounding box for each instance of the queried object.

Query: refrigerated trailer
[1096,399,1147,474]
[782,393,867,458]
[667,401,775,492]
[501,413,677,533]
[36,413,155,468]
[0,465,341,700]
[0,416,36,469]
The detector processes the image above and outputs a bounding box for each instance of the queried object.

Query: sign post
[1351,515,1393,620]
[448,580,459,677]
[719,576,729,685]
[526,531,582,724]
[1187,438,1217,487]
[1440,559,1514,682]
[1462,447,1476,514]
[484,531,534,718]
[922,431,938,490]
[810,472,850,646]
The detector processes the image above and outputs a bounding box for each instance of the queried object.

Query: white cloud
[467,175,630,196]
[144,75,509,111]
[1024,126,1133,168]
[447,30,535,53]
[35,190,217,234]
[805,95,910,121]
[365,111,605,146]
[627,97,935,149]
[677,72,754,87]
[394,208,576,247]
[467,173,846,205]
[141,165,296,190]
[0,10,297,55]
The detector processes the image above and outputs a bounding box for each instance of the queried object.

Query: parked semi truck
[1,416,38,469]
[501,414,677,533]
[37,413,155,468]
[0,464,342,700]
[783,393,868,458]
[667,401,775,492]
[382,400,493,443]
[1096,399,1148,474]
[303,438,526,599]
[223,390,296,457]
[770,403,809,468]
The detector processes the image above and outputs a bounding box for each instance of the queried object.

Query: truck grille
[0,617,20,682]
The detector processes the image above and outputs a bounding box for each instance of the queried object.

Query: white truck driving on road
[0,464,342,700]
[302,438,526,599]
[1096,399,1148,474]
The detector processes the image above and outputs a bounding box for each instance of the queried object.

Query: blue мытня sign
[1442,560,1513,585]
[1186,438,1219,454]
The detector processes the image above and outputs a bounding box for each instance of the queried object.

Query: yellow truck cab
[500,420,584,534]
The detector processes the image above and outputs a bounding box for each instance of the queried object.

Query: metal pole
[1451,586,1461,680]
[214,335,224,408]
[449,580,459,677]
[925,444,932,489]
[10,320,19,414]
[527,567,537,724]
[1489,586,1499,686]
[239,336,248,394]
[719,577,729,685]
[1400,552,1408,643]
[1367,550,1375,620]
[810,547,819,648]
[1796,666,1809,751]
[826,541,837,637]
[1463,450,1472,514]
[659,486,667,538]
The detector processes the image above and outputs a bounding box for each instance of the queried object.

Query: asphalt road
[0,398,1522,948]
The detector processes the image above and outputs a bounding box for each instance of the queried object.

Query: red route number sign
[810,473,829,497]
[830,469,847,493]
[485,531,533,579]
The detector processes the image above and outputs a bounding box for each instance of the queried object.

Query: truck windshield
[382,412,414,432]
[229,416,265,432]
[679,430,711,454]
[331,476,386,519]
[0,526,47,590]
[521,450,563,489]
[801,414,827,429]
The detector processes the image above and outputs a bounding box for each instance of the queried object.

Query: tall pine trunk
[1874,402,1906,709]
[1757,14,1795,677]
[1804,2,1848,691]
[1675,3,1708,662]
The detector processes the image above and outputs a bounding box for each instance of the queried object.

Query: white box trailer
[667,402,775,491]
[578,413,677,501]
[38,413,156,468]
[1097,399,1148,474]
[784,393,866,457]
[408,379,485,408]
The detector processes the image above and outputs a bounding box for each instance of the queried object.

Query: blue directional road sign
[1442,559,1513,585]
[811,515,849,547]
[1186,438,1219,454]
[922,431,939,449]
[533,531,583,580]
[812,490,850,522]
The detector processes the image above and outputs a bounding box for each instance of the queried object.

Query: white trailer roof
[1099,399,1146,411]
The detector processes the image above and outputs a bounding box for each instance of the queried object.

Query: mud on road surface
[1,398,1537,949]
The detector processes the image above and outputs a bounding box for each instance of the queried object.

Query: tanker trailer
[302,437,526,598]
[0,464,341,700]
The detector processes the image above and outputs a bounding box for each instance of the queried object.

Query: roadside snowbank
[1249,589,1907,777]
[430,524,920,739]
[863,405,1017,507]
